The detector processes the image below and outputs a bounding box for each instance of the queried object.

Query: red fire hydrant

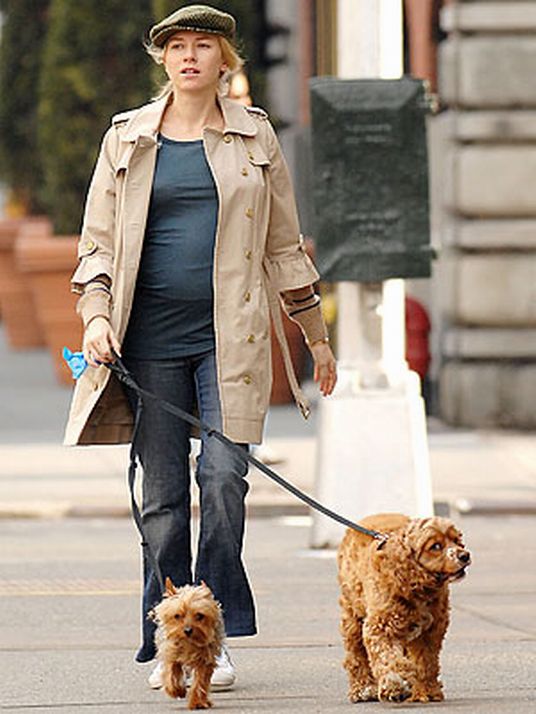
[405,296,431,380]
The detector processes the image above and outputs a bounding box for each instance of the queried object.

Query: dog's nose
[183,627,193,637]
[458,550,471,564]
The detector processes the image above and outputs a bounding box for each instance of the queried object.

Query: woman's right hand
[83,316,121,368]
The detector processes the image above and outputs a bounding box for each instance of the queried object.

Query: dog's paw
[408,691,445,703]
[429,682,445,702]
[408,684,444,703]
[166,683,187,699]
[349,683,378,702]
[378,672,412,703]
[187,693,213,710]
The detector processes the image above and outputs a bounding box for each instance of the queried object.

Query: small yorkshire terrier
[150,578,225,709]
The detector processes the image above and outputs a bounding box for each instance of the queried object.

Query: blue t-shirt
[123,135,218,359]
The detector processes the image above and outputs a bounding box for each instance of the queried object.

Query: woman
[64,4,337,690]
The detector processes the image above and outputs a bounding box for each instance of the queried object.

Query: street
[1,514,535,713]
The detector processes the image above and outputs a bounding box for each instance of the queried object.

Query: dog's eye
[429,542,443,551]
[174,614,183,620]
[195,613,205,621]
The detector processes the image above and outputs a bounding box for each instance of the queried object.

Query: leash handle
[106,355,387,543]
[62,347,88,380]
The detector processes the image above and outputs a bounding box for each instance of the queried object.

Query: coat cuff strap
[285,301,328,346]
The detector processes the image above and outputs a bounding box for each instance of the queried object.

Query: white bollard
[310,0,434,548]
[311,366,433,548]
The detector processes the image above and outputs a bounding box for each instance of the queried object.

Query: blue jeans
[123,350,257,663]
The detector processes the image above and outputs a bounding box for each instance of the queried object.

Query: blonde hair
[146,35,245,99]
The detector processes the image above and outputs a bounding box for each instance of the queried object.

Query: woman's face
[163,31,227,94]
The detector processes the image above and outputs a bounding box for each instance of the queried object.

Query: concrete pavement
[1,326,536,712]
[1,515,535,712]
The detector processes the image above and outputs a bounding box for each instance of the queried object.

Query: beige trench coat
[64,94,320,446]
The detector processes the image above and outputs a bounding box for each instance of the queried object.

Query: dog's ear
[402,519,424,553]
[164,576,176,596]
[198,580,211,595]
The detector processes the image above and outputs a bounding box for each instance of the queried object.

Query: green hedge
[37,0,154,234]
[0,0,50,213]
[2,1,269,233]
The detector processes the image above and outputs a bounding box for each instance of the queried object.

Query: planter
[0,216,51,348]
[16,233,81,385]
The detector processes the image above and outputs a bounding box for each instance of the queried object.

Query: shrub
[0,0,50,213]
[37,0,154,234]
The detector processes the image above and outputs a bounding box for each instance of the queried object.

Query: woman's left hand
[310,341,337,397]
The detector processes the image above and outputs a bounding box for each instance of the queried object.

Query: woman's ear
[162,49,171,75]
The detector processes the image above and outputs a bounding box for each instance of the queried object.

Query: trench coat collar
[120,92,259,143]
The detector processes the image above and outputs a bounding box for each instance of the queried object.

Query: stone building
[264,0,536,427]
[436,0,536,427]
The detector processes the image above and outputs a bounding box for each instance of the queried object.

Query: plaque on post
[310,77,434,282]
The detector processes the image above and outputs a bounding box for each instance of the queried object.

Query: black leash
[105,356,387,591]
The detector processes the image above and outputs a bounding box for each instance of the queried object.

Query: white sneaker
[148,661,163,689]
[147,646,236,692]
[210,645,236,691]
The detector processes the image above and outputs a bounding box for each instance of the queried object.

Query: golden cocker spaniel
[338,513,471,703]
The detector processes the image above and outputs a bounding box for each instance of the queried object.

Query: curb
[1,499,534,521]
[0,502,310,520]
[454,498,536,516]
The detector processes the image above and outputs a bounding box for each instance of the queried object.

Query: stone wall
[437,1,536,427]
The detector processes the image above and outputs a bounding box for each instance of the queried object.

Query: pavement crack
[454,603,536,638]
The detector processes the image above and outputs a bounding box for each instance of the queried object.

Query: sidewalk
[2,426,536,519]
[1,327,536,519]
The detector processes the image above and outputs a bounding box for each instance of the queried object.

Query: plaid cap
[149,4,236,47]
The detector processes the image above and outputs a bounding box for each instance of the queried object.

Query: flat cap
[149,4,236,47]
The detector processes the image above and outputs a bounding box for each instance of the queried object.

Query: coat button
[241,167,249,176]
[247,334,255,343]
[245,250,252,260]
[223,134,233,143]
[243,374,252,385]
[248,152,255,161]
[93,383,99,391]
[85,239,96,250]
[244,291,251,302]
[245,208,254,219]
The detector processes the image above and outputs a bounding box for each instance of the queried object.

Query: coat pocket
[242,139,270,191]
[245,142,270,168]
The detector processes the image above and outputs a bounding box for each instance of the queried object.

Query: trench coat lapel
[120,94,170,143]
